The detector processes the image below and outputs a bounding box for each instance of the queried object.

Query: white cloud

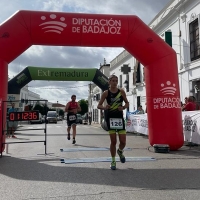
[1,0,171,105]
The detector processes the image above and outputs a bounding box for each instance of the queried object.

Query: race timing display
[9,111,39,121]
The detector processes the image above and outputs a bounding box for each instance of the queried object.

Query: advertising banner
[7,94,21,108]
[126,111,200,144]
[126,113,148,135]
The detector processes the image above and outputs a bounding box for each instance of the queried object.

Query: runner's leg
[118,132,126,150]
[117,130,126,163]
[72,123,76,144]
[109,131,117,169]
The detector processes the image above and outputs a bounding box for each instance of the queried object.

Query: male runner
[97,75,129,170]
[65,95,81,144]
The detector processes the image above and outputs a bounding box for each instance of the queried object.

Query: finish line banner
[126,111,200,144]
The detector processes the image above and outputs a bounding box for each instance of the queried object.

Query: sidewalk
[90,122,101,128]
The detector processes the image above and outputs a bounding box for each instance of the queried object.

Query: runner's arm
[97,91,110,110]
[120,89,129,110]
[65,102,70,112]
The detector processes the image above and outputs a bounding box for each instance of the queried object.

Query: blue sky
[0,0,172,104]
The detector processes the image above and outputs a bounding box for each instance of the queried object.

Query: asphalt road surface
[1,121,200,200]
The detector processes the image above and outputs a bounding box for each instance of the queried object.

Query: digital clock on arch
[9,111,39,121]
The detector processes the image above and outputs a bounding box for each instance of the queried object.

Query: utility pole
[89,83,92,113]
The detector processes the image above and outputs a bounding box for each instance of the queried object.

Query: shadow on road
[0,155,200,190]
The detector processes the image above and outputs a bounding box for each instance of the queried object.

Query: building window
[143,67,145,82]
[119,75,122,88]
[137,96,141,108]
[133,60,138,85]
[136,62,141,83]
[189,18,200,61]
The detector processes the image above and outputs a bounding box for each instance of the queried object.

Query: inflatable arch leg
[0,60,8,153]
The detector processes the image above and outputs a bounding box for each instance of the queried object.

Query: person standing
[88,112,92,125]
[137,105,145,114]
[191,96,200,110]
[65,95,81,144]
[7,103,18,138]
[97,75,129,170]
[182,96,196,111]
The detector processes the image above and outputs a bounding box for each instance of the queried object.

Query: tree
[78,99,88,115]
[33,104,51,115]
[59,109,64,116]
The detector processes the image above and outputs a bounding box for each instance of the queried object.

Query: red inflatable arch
[0,11,183,152]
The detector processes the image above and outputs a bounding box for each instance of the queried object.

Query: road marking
[61,157,156,164]
[60,147,132,152]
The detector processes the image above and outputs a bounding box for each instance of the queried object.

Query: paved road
[1,122,200,200]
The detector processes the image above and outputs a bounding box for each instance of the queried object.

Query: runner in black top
[97,75,129,170]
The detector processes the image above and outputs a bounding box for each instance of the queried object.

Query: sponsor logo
[183,118,197,132]
[160,81,176,95]
[72,18,121,34]
[39,14,67,34]
[38,14,122,35]
[37,69,88,77]
[153,81,181,109]
[16,73,28,85]
[8,95,16,101]
[97,76,107,86]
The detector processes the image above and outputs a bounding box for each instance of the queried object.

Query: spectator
[137,105,145,114]
[7,103,18,138]
[191,96,199,110]
[88,112,92,125]
[182,96,196,111]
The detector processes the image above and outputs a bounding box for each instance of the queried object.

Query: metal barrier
[1,99,48,157]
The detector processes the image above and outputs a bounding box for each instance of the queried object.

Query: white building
[111,0,200,110]
[20,86,54,110]
[88,59,110,124]
[151,0,200,104]
[88,0,200,123]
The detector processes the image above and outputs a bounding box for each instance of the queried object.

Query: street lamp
[88,83,93,113]
[57,101,58,116]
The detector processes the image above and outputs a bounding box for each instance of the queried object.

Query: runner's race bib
[109,118,123,129]
[69,115,76,121]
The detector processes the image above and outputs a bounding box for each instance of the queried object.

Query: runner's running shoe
[117,149,126,163]
[110,161,116,170]
[67,133,70,140]
[72,138,76,144]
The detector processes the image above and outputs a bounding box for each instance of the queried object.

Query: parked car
[42,115,46,123]
[46,111,57,124]
[76,114,82,124]
[57,116,63,121]
[30,113,43,124]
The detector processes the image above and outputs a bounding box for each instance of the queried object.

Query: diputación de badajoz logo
[39,14,67,34]
[153,81,181,109]
[160,81,176,95]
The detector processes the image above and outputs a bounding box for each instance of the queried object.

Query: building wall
[151,0,200,104]
[109,0,200,109]
[89,0,200,119]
